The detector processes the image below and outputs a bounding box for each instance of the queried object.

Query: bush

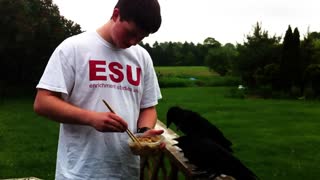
[255,85,273,99]
[304,87,315,99]
[290,86,301,97]
[158,77,196,88]
[225,87,247,99]
[304,64,320,96]
[208,76,241,87]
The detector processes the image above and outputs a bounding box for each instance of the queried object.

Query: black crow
[167,106,233,152]
[175,136,259,180]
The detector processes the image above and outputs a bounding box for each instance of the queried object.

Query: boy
[34,0,163,179]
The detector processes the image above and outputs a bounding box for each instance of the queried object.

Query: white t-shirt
[36,31,162,180]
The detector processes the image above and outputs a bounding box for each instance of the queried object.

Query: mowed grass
[157,87,320,180]
[0,88,320,179]
[0,98,59,179]
[155,66,239,87]
[155,66,216,77]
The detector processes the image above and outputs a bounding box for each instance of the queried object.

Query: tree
[304,64,320,96]
[0,0,82,96]
[301,31,320,96]
[234,22,281,88]
[205,43,237,76]
[279,26,294,89]
[280,26,303,92]
[292,27,303,88]
[203,37,221,48]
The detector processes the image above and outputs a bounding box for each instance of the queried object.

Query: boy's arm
[33,89,128,132]
[137,106,163,134]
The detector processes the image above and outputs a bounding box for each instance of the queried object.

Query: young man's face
[111,16,149,49]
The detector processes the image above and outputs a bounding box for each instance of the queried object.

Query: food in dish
[128,134,164,155]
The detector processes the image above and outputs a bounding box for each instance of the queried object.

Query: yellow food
[128,135,163,155]
[137,136,161,143]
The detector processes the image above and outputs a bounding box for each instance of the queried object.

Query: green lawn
[1,87,320,179]
[155,66,216,78]
[0,98,59,179]
[157,87,320,180]
[155,66,240,87]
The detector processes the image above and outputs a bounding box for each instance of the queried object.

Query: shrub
[304,87,315,99]
[225,87,247,99]
[158,77,196,88]
[290,86,301,97]
[208,76,241,87]
[257,85,273,99]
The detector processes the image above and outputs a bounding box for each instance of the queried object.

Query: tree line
[1,0,319,99]
[140,23,320,98]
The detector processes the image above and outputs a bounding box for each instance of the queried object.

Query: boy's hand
[142,129,166,149]
[89,112,128,132]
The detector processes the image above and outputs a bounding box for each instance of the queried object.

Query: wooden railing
[140,120,235,180]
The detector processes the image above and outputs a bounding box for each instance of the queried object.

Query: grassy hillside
[155,66,216,77]
[155,66,240,87]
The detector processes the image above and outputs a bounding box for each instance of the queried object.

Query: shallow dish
[128,134,164,155]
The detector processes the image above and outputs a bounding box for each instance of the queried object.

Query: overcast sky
[52,0,319,45]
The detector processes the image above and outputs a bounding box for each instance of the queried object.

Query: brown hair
[114,0,161,34]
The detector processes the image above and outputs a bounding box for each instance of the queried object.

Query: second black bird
[167,106,233,152]
[175,136,258,180]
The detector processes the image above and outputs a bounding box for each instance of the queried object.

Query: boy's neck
[96,21,114,45]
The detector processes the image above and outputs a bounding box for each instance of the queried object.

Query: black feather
[167,106,233,152]
[174,136,259,180]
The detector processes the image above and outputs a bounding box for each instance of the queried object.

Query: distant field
[155,66,216,77]
[155,66,239,88]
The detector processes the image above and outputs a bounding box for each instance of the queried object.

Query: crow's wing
[166,106,183,128]
[175,136,258,180]
[174,108,233,152]
[190,112,232,144]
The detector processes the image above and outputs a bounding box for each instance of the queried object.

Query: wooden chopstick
[102,99,141,146]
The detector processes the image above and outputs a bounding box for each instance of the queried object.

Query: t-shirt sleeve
[140,52,162,109]
[36,40,75,95]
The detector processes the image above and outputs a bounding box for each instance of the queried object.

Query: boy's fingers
[143,129,164,136]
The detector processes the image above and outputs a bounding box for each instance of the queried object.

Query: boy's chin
[118,43,131,49]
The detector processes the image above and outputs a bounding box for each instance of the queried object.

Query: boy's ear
[111,8,120,22]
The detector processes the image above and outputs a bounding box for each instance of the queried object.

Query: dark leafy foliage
[0,0,82,96]
[234,22,281,88]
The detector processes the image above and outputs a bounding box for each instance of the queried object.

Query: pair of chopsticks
[102,99,141,146]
